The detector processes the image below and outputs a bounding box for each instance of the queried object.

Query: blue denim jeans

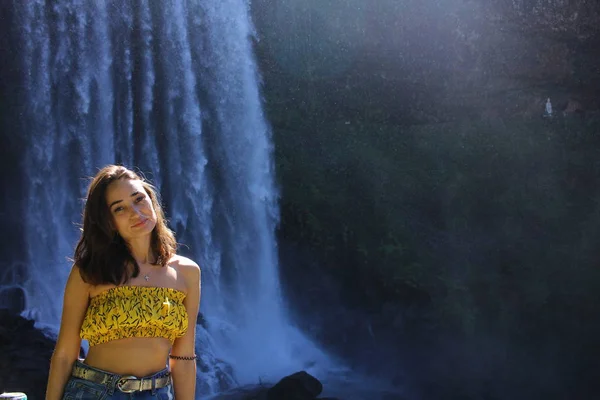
[62,361,174,399]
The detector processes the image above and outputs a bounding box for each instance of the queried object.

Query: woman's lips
[131,219,147,228]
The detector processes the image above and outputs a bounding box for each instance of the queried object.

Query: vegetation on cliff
[271,108,600,398]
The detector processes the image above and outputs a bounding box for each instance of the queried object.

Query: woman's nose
[131,205,143,216]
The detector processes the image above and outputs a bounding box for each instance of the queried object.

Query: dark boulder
[267,371,323,400]
[0,310,55,400]
[0,287,26,315]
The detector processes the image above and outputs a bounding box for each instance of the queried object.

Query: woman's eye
[136,196,145,203]
[114,206,124,213]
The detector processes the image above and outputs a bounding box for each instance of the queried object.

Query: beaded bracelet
[169,354,197,361]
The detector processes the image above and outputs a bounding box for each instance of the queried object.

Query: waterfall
[9,0,331,396]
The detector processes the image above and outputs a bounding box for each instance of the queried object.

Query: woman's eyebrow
[108,192,140,208]
[108,199,122,208]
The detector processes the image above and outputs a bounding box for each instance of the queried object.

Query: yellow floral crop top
[80,286,188,346]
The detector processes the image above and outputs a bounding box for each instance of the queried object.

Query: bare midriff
[84,336,172,377]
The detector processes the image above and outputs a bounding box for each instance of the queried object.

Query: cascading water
[10,0,333,397]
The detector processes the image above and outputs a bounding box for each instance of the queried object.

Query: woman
[46,165,201,399]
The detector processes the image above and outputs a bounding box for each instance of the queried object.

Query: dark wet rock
[195,319,239,394]
[0,309,54,400]
[205,371,329,400]
[267,371,323,400]
[0,287,26,315]
[196,353,239,395]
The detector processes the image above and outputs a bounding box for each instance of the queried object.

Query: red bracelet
[169,354,197,360]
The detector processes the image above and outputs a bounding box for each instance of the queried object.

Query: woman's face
[105,178,157,241]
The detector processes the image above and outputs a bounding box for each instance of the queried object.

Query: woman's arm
[170,257,201,400]
[45,265,90,400]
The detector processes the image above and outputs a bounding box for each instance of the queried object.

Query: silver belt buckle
[116,376,140,393]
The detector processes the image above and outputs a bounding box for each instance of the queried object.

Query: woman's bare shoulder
[169,255,200,294]
[66,264,93,298]
[169,254,200,273]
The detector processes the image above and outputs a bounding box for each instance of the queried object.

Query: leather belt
[72,363,171,393]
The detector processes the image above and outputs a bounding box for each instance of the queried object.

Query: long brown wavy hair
[73,165,177,285]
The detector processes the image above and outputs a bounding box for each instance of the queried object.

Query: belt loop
[151,376,157,395]
[106,374,117,396]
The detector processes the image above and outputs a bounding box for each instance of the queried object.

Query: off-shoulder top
[80,286,188,346]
